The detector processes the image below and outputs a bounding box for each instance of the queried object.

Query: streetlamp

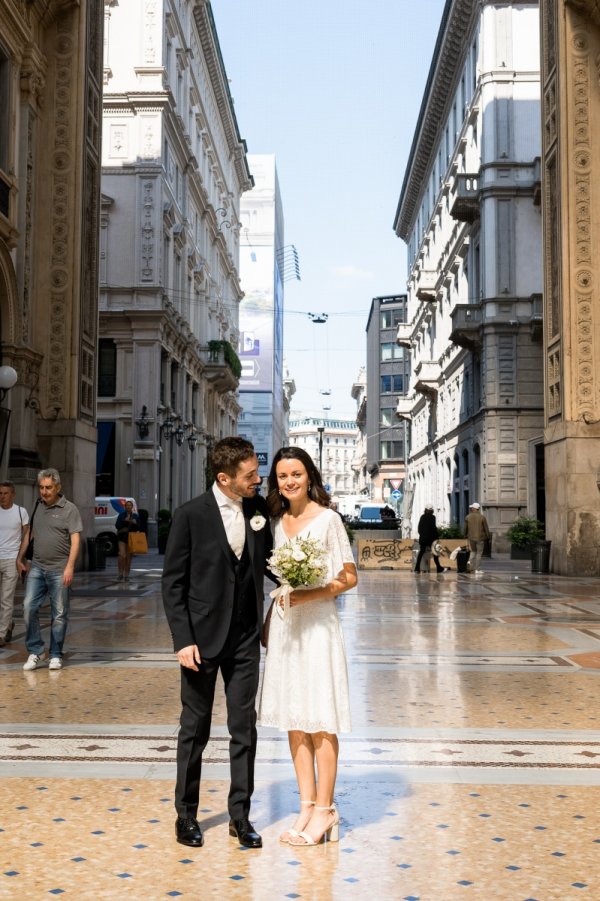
[317,425,324,474]
[0,365,17,467]
[135,405,151,440]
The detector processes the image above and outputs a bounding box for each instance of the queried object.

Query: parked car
[352,504,399,529]
[94,496,138,556]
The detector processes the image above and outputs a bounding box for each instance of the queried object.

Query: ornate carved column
[541,0,600,573]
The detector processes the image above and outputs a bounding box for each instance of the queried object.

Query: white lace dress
[258,508,354,734]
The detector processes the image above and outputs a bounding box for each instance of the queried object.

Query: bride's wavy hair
[267,446,331,518]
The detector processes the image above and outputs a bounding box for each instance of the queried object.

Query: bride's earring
[308,483,313,498]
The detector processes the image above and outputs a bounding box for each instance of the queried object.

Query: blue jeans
[23,564,70,657]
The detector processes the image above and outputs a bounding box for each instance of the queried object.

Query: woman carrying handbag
[115,500,142,581]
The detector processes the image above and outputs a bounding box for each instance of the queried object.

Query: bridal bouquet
[268,536,328,617]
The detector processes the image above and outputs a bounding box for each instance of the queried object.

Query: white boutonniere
[249,513,267,531]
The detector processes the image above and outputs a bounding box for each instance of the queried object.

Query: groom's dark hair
[210,436,256,477]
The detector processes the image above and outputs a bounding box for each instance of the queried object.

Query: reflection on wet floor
[2,554,600,899]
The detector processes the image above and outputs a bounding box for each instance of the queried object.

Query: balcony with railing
[414,360,440,399]
[449,303,483,351]
[200,340,240,392]
[450,173,480,223]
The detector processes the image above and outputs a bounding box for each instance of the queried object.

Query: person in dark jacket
[414,506,446,574]
[115,500,141,581]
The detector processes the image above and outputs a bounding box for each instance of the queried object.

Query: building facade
[99,0,252,532]
[365,295,410,511]
[394,0,544,546]
[350,366,369,499]
[238,155,286,481]
[540,0,600,574]
[0,0,103,528]
[289,417,357,510]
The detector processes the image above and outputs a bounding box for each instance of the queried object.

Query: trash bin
[456,548,470,573]
[531,539,551,574]
[87,536,106,571]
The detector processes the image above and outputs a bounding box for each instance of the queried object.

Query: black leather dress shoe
[229,818,262,848]
[176,816,204,847]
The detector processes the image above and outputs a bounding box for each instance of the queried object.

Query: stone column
[541,0,600,573]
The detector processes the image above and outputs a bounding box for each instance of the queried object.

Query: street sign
[325,483,331,492]
[391,489,402,500]
[390,479,402,490]
[257,452,268,466]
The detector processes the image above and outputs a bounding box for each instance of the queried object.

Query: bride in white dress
[258,447,357,846]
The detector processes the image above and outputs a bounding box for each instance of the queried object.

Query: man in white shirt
[0,481,29,646]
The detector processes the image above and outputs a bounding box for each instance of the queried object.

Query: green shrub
[507,515,544,548]
[208,339,242,379]
[438,524,463,539]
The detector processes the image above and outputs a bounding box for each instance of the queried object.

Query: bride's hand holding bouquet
[268,535,328,617]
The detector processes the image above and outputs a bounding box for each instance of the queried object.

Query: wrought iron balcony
[449,303,483,351]
[450,174,480,223]
[414,360,440,399]
[396,323,413,349]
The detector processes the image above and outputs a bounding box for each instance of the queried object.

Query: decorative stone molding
[141,179,156,282]
[571,24,597,422]
[48,19,76,417]
[192,1,253,193]
[567,0,600,26]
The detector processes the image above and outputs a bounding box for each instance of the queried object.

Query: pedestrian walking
[464,502,490,574]
[18,468,82,670]
[0,481,29,646]
[414,506,447,573]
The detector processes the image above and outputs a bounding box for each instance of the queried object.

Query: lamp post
[135,405,151,440]
[0,365,17,467]
[317,425,324,475]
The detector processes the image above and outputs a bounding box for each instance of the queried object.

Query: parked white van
[94,496,138,555]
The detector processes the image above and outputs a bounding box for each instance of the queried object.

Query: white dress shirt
[212,483,245,559]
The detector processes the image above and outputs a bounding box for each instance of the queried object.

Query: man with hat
[464,502,490,575]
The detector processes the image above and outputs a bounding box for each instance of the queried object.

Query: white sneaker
[23,653,46,671]
[475,570,484,574]
[49,657,63,670]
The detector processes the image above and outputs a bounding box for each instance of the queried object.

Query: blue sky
[213,0,447,417]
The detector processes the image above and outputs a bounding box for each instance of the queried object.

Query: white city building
[393,0,544,547]
[238,155,287,481]
[99,0,252,531]
[289,417,358,513]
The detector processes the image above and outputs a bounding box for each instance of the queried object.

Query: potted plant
[157,508,172,554]
[507,515,544,559]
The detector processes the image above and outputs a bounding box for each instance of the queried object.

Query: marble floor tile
[2,555,600,899]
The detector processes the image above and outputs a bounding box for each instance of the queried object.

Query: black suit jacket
[162,490,273,658]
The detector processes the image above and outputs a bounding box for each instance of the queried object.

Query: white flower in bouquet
[268,536,328,590]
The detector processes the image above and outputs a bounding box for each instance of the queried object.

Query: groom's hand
[177,644,201,671]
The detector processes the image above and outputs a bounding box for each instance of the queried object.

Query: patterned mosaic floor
[2,554,600,898]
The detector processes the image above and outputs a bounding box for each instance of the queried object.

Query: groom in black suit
[162,437,272,848]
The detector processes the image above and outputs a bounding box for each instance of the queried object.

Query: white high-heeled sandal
[291,802,339,846]
[279,800,315,844]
